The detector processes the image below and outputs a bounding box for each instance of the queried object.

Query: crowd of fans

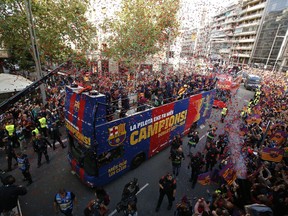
[171,68,288,216]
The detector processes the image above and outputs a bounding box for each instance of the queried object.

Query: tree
[0,0,97,69]
[103,0,180,69]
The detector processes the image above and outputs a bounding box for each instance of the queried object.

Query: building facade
[210,3,239,64]
[231,0,267,66]
[250,0,288,72]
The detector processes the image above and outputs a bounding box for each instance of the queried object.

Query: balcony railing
[239,13,262,22]
[233,46,253,50]
[233,31,257,36]
[241,2,266,15]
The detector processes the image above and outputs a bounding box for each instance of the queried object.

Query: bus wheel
[131,153,145,169]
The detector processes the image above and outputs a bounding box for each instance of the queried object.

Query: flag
[197,172,211,185]
[219,163,237,185]
[261,147,284,162]
[270,130,287,145]
[246,114,261,125]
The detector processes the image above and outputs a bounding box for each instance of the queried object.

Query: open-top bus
[65,85,215,187]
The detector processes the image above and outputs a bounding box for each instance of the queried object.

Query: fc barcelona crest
[74,101,80,112]
[108,123,127,146]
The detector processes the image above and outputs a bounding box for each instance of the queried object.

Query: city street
[0,85,254,216]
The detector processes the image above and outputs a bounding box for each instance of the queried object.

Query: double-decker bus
[65,85,215,187]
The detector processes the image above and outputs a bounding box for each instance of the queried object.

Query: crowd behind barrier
[0,63,287,216]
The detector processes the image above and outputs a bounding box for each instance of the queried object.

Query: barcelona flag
[270,130,287,146]
[246,114,261,125]
[261,147,284,162]
[197,172,211,185]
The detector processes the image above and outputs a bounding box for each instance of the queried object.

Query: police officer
[221,107,228,123]
[5,140,18,172]
[5,120,19,149]
[50,121,66,150]
[187,131,199,154]
[32,134,52,168]
[16,126,27,151]
[206,127,217,144]
[31,126,40,137]
[38,114,48,137]
[54,188,77,216]
[247,99,253,108]
[16,152,33,186]
[205,144,219,172]
[188,152,204,189]
[155,173,176,212]
[170,135,183,155]
[170,147,185,177]
[240,109,247,120]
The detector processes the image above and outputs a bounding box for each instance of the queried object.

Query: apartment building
[209,3,239,64]
[250,0,288,72]
[180,28,198,58]
[195,25,211,59]
[231,0,267,65]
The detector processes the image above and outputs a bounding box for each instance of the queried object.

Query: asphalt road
[0,84,254,216]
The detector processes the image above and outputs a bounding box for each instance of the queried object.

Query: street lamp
[165,27,171,79]
[24,0,46,103]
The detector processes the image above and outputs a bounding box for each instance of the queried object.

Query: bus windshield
[68,134,98,176]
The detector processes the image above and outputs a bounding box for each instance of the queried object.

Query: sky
[179,0,238,29]
[87,0,239,36]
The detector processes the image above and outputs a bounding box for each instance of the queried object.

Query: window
[68,133,98,176]
[97,145,125,168]
[169,51,174,58]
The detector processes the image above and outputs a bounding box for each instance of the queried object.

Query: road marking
[136,183,149,195]
[199,133,208,141]
[108,183,149,216]
[54,138,68,146]
[200,125,205,129]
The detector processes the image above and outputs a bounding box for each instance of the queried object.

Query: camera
[116,178,139,213]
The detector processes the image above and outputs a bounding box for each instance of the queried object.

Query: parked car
[244,74,262,91]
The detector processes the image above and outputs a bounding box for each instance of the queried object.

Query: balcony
[232,53,250,58]
[233,46,253,50]
[236,21,259,29]
[241,2,266,15]
[243,0,264,7]
[237,38,255,43]
[222,25,234,31]
[233,31,257,36]
[239,13,262,22]
[215,16,226,22]
[219,48,231,54]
